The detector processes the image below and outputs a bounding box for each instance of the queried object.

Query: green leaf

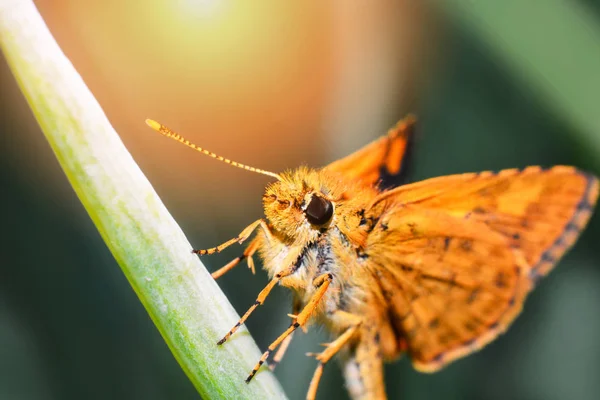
[0,1,287,399]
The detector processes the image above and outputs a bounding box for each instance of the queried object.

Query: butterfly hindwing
[367,205,531,370]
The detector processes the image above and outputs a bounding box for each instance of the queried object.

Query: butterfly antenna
[146,119,282,181]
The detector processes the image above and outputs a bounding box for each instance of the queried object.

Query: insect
[146,116,598,400]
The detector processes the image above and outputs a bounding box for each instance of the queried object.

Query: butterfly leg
[210,237,260,279]
[193,218,266,256]
[269,297,302,371]
[306,311,362,400]
[217,262,300,345]
[246,273,333,382]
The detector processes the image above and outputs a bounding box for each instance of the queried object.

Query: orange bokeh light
[29,0,424,225]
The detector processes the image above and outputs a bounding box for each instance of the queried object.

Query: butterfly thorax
[257,167,383,327]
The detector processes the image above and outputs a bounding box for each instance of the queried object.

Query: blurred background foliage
[1,1,600,399]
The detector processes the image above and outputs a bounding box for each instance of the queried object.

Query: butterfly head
[263,167,336,239]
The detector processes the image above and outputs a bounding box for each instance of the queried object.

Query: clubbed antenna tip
[145,119,282,181]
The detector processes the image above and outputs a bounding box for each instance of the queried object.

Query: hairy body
[258,167,387,398]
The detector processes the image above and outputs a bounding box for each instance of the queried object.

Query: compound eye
[305,195,333,225]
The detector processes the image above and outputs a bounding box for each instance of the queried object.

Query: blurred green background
[2,1,600,399]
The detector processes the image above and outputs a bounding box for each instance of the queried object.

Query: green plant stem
[0,1,287,399]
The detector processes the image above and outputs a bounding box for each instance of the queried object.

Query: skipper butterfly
[146,116,598,400]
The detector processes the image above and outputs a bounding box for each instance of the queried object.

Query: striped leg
[246,273,333,382]
[210,238,260,279]
[217,263,299,345]
[306,312,362,400]
[269,298,302,371]
[192,219,266,256]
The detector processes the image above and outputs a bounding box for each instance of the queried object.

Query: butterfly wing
[365,166,598,371]
[372,166,598,281]
[324,115,416,189]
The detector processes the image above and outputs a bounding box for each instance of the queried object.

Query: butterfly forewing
[365,166,598,371]
[397,166,599,280]
[324,116,415,188]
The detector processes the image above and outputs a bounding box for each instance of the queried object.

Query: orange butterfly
[146,116,598,400]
